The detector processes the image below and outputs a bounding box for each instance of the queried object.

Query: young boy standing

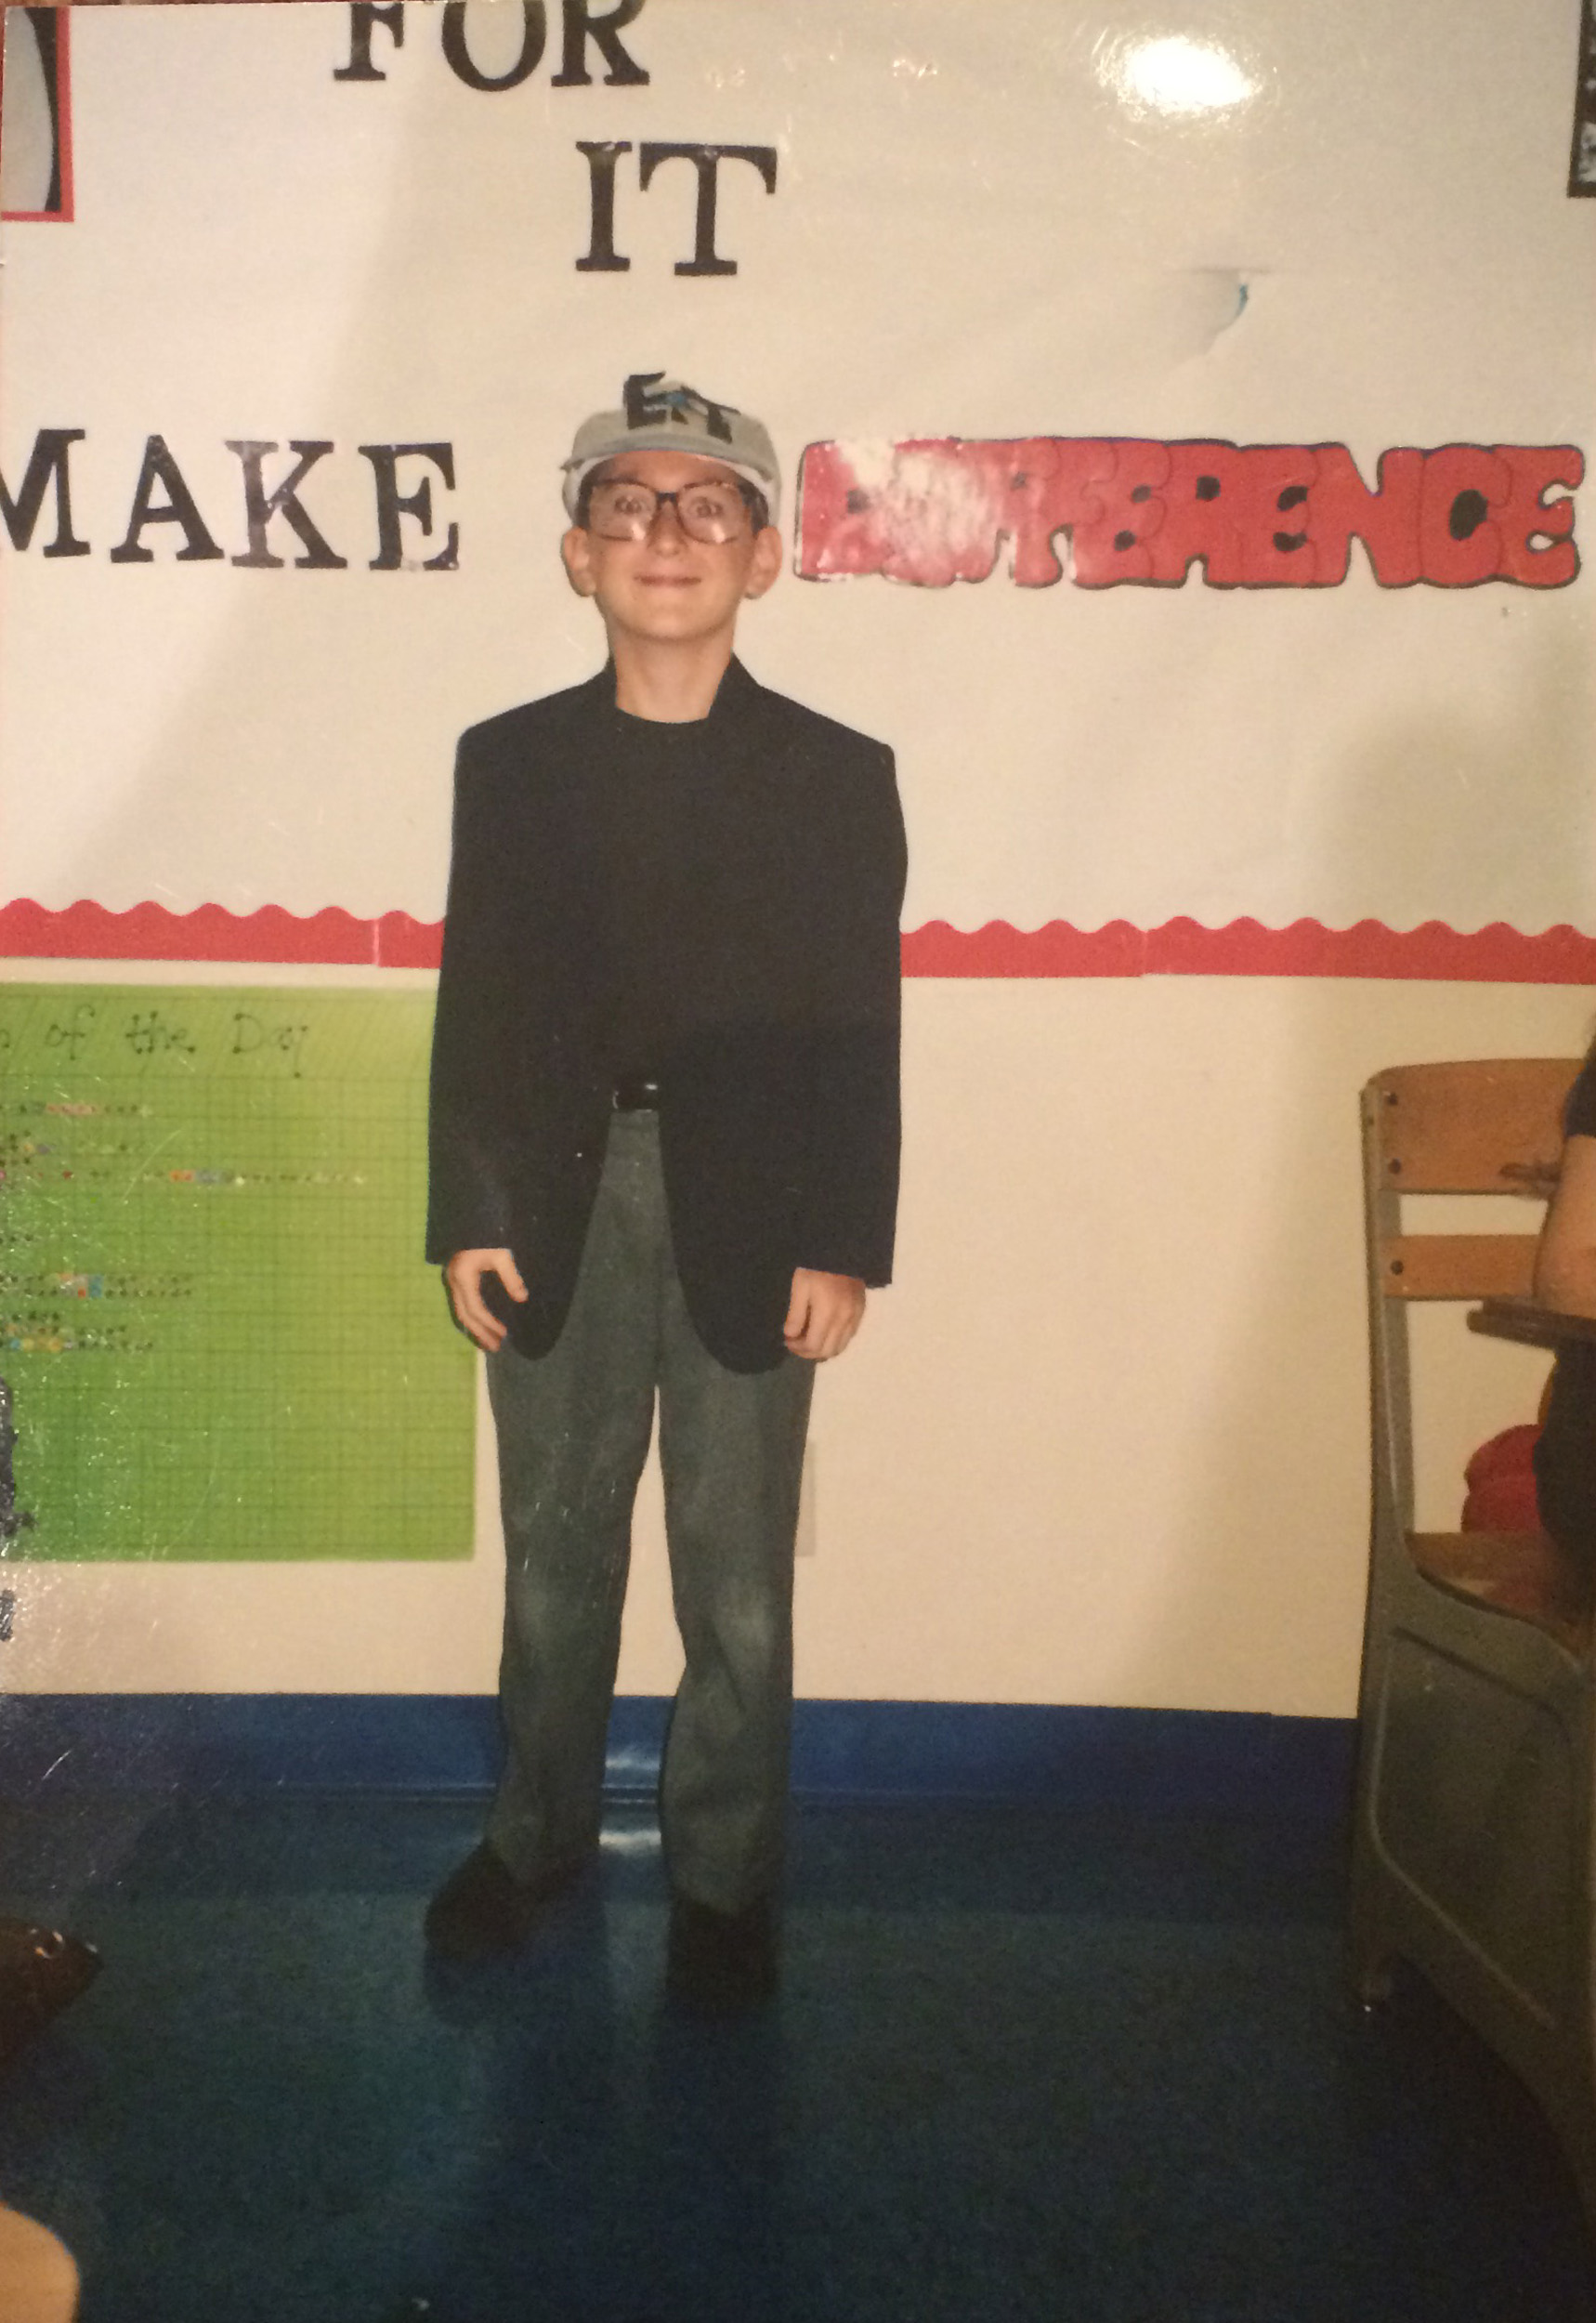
[424,375,905,2009]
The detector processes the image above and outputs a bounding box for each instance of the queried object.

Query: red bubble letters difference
[794,439,1583,589]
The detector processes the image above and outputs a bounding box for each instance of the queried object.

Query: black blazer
[426,658,906,1372]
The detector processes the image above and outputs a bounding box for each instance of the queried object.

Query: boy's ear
[742,524,783,601]
[562,525,598,597]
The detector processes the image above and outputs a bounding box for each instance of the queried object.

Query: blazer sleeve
[425,733,517,1264]
[793,740,908,1284]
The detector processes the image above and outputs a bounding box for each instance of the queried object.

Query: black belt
[612,1075,661,1111]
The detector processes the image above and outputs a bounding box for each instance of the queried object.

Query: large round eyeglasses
[585,476,757,545]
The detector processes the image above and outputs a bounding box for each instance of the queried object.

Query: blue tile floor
[0,1792,1590,2323]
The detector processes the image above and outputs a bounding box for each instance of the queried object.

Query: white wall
[4,2,1591,1717]
[3,957,1583,1716]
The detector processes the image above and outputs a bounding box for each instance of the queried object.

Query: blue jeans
[484,1110,814,1913]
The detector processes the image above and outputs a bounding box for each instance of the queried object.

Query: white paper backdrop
[2,0,1592,938]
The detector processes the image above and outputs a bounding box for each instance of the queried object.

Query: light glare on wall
[1101,33,1257,119]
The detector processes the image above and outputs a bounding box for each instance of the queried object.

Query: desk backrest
[1364,1058,1579,1302]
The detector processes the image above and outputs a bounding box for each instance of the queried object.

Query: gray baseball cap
[561,373,780,527]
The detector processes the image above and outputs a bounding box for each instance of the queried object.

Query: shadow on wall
[0,10,61,219]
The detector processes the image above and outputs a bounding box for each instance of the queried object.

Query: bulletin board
[0,984,474,1560]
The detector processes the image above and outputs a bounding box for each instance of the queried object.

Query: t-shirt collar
[600,653,754,731]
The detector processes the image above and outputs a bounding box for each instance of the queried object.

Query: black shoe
[0,1918,101,2067]
[665,1893,778,2015]
[424,1843,586,1962]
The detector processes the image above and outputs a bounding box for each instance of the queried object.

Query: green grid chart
[0,986,475,1561]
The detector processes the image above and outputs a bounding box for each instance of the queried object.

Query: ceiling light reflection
[1102,33,1257,120]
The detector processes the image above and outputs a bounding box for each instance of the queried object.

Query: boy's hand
[445,1248,528,1352]
[783,1269,867,1361]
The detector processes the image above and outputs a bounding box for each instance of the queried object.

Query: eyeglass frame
[575,470,771,544]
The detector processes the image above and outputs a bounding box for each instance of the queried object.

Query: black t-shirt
[595,705,715,1084]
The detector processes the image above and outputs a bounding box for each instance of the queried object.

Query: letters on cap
[562,374,781,524]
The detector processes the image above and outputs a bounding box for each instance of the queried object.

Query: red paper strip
[4,900,1596,984]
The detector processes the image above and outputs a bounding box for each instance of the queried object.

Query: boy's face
[560,449,781,651]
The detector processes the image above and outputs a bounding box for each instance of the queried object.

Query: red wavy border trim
[0,900,443,968]
[2,901,1596,983]
[906,917,1596,982]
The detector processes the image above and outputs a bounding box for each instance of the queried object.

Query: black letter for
[226,442,348,570]
[553,0,648,86]
[637,143,778,277]
[108,438,225,563]
[441,1,546,90]
[576,141,632,271]
[358,443,459,571]
[0,428,90,557]
[333,3,404,81]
